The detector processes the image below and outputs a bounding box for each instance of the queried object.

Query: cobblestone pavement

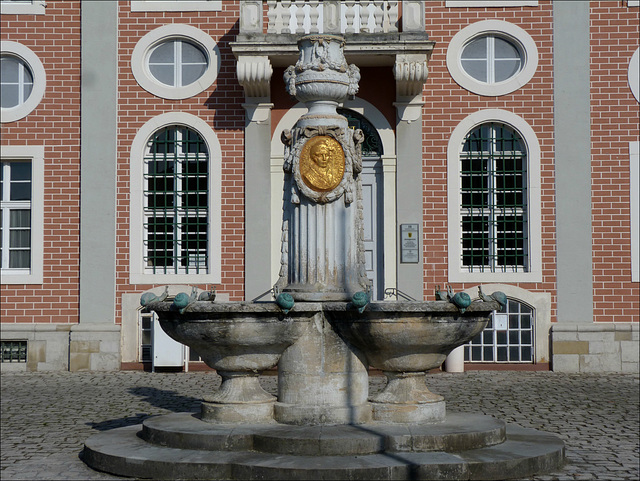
[1,370,638,480]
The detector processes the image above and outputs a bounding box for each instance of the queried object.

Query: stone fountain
[83,35,564,480]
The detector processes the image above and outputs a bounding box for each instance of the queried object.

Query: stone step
[141,412,507,455]
[83,418,564,480]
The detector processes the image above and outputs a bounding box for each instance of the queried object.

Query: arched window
[143,126,209,274]
[465,298,535,363]
[447,109,541,283]
[461,122,527,273]
[337,108,383,157]
[130,113,221,285]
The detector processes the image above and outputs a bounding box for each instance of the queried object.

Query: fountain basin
[147,301,312,423]
[325,300,496,372]
[325,300,498,423]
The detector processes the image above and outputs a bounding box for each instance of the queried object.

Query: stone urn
[284,34,360,116]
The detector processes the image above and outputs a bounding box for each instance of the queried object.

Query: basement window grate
[1,340,27,363]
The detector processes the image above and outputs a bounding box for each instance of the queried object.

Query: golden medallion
[299,136,345,192]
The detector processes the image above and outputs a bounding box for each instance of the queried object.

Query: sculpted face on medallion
[299,136,345,192]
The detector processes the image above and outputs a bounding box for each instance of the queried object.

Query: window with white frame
[130,0,222,12]
[0,0,46,15]
[131,24,219,100]
[446,1,538,7]
[629,48,639,103]
[144,126,209,274]
[460,35,523,84]
[129,113,221,285]
[0,146,43,284]
[448,110,541,283]
[447,20,538,97]
[147,39,208,88]
[1,41,46,123]
[465,298,535,363]
[1,161,31,273]
[460,123,528,272]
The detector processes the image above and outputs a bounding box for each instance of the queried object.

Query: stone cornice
[231,33,434,67]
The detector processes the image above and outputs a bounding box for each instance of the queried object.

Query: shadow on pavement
[86,413,150,431]
[86,387,200,431]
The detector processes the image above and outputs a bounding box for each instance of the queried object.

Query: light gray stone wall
[1,324,70,372]
[551,323,639,373]
[553,1,594,324]
[1,323,121,372]
[79,0,118,325]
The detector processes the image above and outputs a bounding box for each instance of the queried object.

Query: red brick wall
[421,1,557,318]
[590,1,640,323]
[114,1,246,324]
[1,1,82,324]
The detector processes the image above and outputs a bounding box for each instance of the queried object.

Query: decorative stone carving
[394,54,429,122]
[276,35,368,301]
[237,55,273,99]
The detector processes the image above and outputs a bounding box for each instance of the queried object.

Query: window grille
[1,340,27,363]
[460,122,528,272]
[465,299,534,363]
[1,160,32,272]
[143,126,209,274]
[338,108,383,157]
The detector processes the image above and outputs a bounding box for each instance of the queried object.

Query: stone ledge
[552,323,638,333]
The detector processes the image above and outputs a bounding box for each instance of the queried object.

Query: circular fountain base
[83,412,564,480]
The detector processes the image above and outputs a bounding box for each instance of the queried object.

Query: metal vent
[1,340,27,363]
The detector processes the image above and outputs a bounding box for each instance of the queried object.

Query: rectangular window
[0,0,46,15]
[1,147,44,284]
[130,0,222,12]
[446,1,538,7]
[1,161,32,273]
[631,141,639,282]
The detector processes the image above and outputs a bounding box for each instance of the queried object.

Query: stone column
[237,56,274,300]
[393,54,429,300]
[76,0,120,371]
[552,1,593,325]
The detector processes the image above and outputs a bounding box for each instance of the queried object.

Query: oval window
[147,39,208,88]
[461,35,523,84]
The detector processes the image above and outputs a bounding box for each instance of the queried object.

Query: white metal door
[361,158,383,300]
[152,315,185,369]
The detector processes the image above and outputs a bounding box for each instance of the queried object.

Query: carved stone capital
[237,55,273,99]
[394,54,428,122]
[394,55,429,98]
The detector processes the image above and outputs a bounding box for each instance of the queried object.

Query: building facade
[1,0,638,373]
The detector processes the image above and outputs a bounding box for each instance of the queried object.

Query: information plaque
[400,223,419,263]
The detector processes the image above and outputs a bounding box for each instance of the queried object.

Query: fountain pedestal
[275,310,371,425]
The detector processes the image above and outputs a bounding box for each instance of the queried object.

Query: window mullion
[174,40,182,88]
[487,37,495,85]
[174,128,183,274]
[489,124,497,272]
